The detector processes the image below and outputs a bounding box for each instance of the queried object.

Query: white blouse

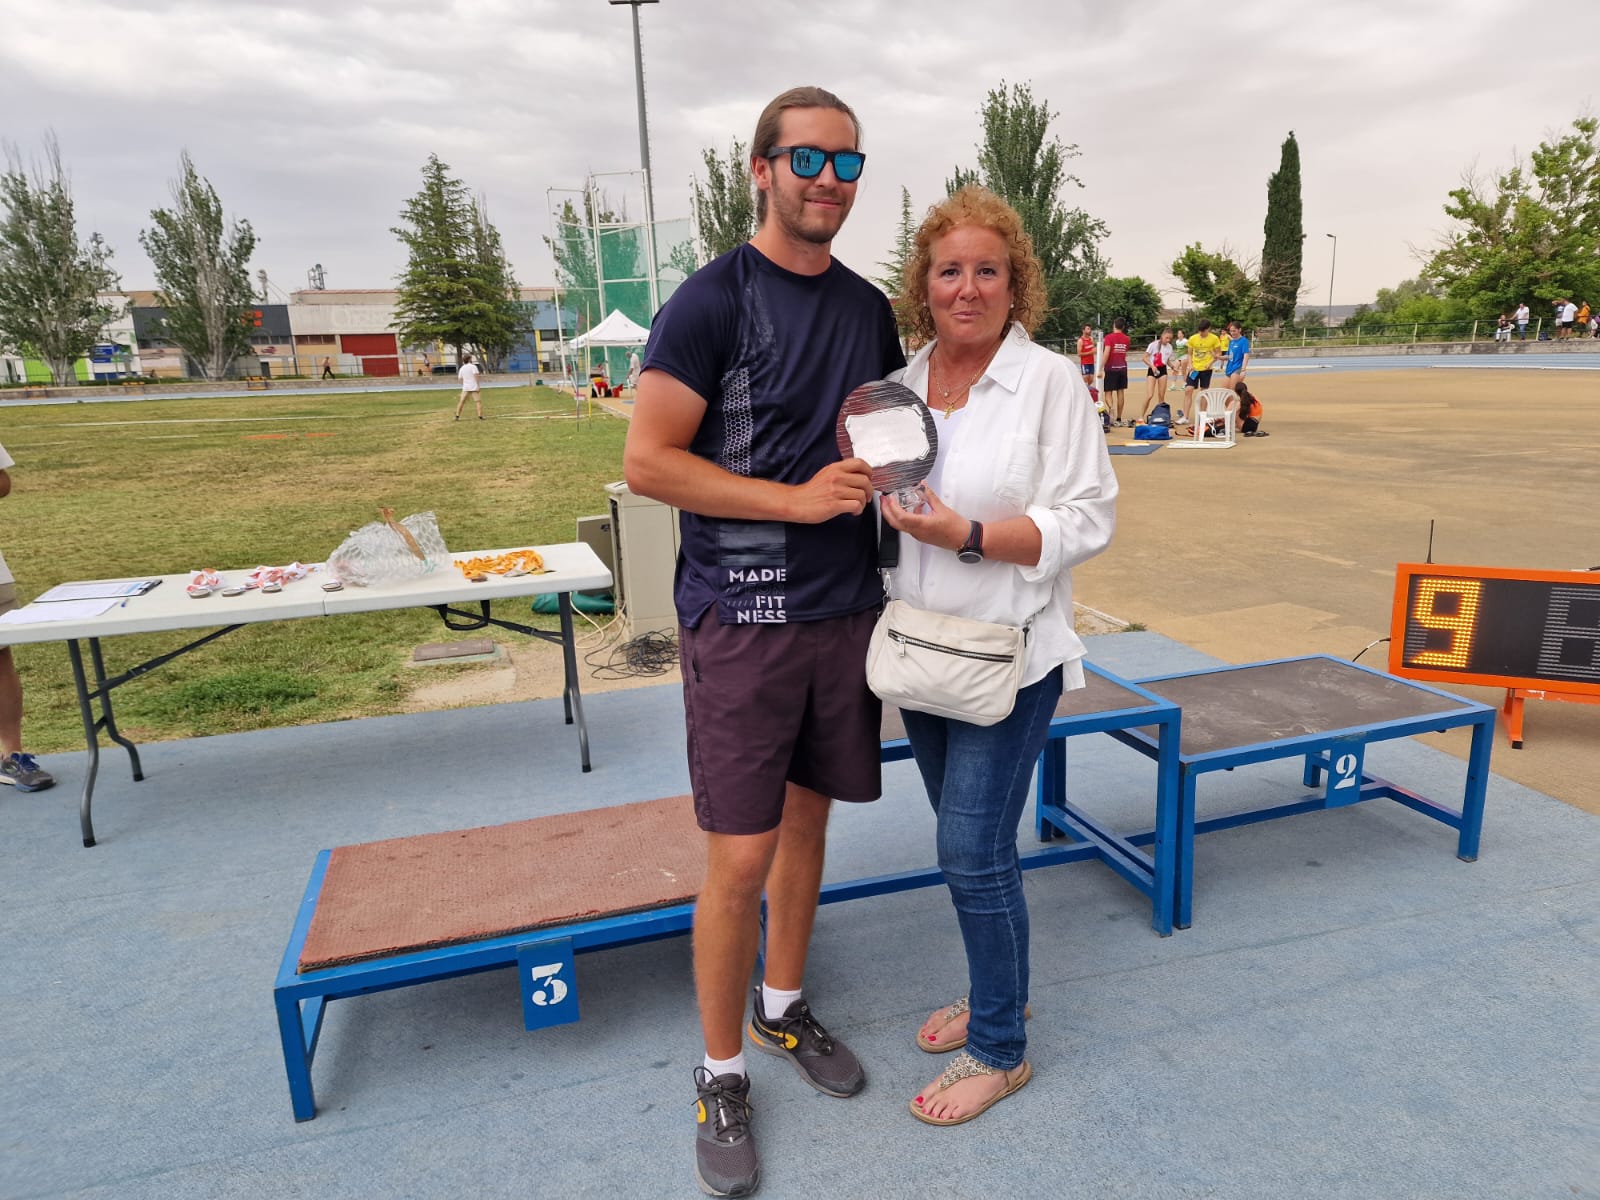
[887,322,1118,689]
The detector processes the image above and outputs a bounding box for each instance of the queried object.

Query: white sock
[761,983,803,1022]
[703,1051,746,1080]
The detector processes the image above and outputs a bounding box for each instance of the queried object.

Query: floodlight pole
[611,0,660,312]
[1325,233,1337,321]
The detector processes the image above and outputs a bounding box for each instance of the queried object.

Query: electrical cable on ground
[585,627,678,680]
[1350,636,1390,663]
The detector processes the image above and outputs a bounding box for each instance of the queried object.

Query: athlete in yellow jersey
[1183,318,1226,415]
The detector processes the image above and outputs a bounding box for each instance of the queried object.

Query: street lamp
[609,0,659,233]
[1325,233,1337,321]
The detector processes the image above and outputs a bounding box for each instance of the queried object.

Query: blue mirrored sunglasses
[767,145,866,182]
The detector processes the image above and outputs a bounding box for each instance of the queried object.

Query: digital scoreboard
[1389,563,1600,746]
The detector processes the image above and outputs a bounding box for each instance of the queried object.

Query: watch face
[957,549,983,564]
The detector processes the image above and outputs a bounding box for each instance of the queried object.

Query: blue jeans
[901,666,1064,1070]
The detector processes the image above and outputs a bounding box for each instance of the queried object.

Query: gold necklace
[930,337,1002,419]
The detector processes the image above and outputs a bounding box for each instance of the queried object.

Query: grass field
[1,385,628,752]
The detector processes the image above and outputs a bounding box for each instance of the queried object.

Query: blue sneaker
[0,752,54,792]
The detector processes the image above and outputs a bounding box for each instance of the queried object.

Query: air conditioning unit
[573,514,615,599]
[605,481,681,637]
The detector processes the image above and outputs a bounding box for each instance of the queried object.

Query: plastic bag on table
[325,509,448,587]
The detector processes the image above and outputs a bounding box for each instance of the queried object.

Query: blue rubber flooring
[2,632,1596,1199]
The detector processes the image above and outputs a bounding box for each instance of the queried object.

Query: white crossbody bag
[865,598,1036,727]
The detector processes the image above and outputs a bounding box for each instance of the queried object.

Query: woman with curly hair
[880,185,1117,1126]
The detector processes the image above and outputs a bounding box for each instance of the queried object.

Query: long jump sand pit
[1078,366,1600,813]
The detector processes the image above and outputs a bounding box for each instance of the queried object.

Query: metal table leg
[558,593,591,773]
[89,637,144,779]
[65,641,102,848]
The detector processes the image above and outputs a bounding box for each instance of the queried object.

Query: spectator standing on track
[1076,323,1096,385]
[1101,317,1131,425]
[1182,319,1225,418]
[1138,328,1173,423]
[623,85,903,1199]
[1223,320,1250,384]
[454,352,482,419]
[1514,302,1530,339]
[1170,327,1189,392]
[0,440,55,795]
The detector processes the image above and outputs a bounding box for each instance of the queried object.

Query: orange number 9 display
[1406,578,1483,668]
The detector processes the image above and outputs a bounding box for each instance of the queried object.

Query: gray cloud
[3,0,1591,307]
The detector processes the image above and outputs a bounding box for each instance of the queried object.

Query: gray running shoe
[693,1067,758,1197]
[0,752,54,792]
[747,988,865,1098]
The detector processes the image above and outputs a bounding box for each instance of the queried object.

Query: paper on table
[0,598,122,624]
[33,580,158,602]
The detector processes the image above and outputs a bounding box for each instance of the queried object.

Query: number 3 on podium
[517,938,579,1030]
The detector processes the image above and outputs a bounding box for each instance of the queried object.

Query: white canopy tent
[568,309,650,350]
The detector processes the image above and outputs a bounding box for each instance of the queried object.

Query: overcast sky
[4,0,1593,310]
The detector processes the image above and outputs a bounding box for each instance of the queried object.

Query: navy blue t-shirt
[643,243,906,627]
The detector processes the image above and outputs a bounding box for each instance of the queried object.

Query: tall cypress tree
[1260,131,1303,324]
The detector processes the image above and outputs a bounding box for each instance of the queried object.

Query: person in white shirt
[625,349,641,392]
[1514,302,1530,340]
[453,352,483,420]
[1138,328,1174,422]
[1558,300,1577,339]
[0,440,56,793]
[881,185,1116,1128]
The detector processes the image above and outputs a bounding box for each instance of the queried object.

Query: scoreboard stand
[1390,563,1600,748]
[1501,686,1600,749]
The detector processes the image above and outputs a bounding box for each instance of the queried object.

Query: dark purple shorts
[679,608,882,835]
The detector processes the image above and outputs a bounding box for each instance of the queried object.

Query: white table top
[0,544,613,645]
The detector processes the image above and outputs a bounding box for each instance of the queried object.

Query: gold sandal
[916,997,1032,1054]
[909,1051,1032,1126]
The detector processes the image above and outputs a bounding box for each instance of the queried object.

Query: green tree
[1260,131,1303,323]
[1170,243,1265,328]
[1363,277,1468,326]
[948,81,1109,340]
[1092,276,1164,336]
[462,195,527,371]
[691,139,755,264]
[1424,114,1600,313]
[139,152,256,379]
[392,155,478,362]
[0,135,120,385]
[874,186,918,334]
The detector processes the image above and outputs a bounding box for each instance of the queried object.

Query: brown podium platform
[299,795,705,973]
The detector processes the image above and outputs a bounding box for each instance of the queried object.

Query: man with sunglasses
[625,85,903,1197]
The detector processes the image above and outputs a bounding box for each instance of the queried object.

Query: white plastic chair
[1189,388,1237,446]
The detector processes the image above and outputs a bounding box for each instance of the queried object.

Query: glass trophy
[835,380,938,511]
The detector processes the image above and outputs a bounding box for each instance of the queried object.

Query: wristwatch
[956,520,985,564]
